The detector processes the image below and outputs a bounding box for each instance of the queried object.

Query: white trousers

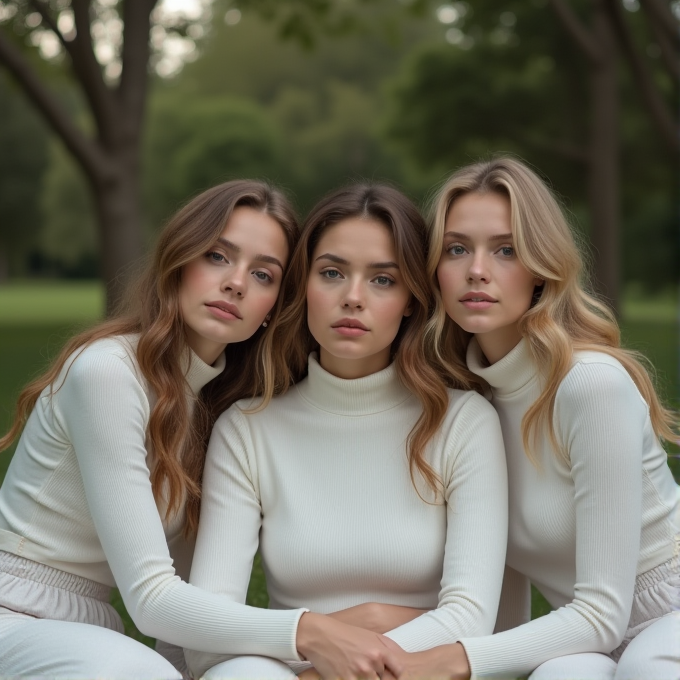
[200,656,298,680]
[0,607,182,680]
[530,612,680,680]
[0,551,183,680]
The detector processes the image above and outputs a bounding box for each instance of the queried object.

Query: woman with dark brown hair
[0,180,405,679]
[186,183,509,680]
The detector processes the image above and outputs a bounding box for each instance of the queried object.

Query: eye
[206,250,227,263]
[253,270,273,283]
[498,245,515,257]
[447,244,466,256]
[373,275,394,287]
[321,268,343,280]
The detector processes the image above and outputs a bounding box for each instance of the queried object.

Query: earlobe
[403,302,414,318]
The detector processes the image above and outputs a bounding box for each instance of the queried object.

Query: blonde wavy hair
[425,156,676,464]
[1,180,299,537]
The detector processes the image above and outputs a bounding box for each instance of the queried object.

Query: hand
[397,643,471,680]
[297,669,321,680]
[328,603,428,634]
[296,611,405,680]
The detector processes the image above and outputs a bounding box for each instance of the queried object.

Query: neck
[475,325,523,365]
[318,346,392,380]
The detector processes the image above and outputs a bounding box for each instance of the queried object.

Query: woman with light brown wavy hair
[185,182,509,680]
[408,157,680,680]
[0,179,409,680]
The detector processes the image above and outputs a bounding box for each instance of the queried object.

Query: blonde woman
[0,180,407,679]
[405,157,679,680]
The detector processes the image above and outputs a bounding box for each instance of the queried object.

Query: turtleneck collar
[466,336,538,397]
[183,349,226,395]
[297,353,413,416]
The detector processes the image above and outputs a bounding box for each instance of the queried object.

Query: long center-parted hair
[270,183,452,497]
[0,180,300,537]
[425,156,676,462]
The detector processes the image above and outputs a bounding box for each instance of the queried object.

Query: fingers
[382,651,404,678]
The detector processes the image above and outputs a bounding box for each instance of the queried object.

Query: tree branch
[548,0,601,63]
[641,0,680,81]
[0,27,113,181]
[639,0,680,47]
[118,0,156,140]
[69,0,118,145]
[29,0,72,54]
[605,0,679,151]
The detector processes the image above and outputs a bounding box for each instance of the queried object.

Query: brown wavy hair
[426,156,676,463]
[0,180,299,536]
[272,183,451,496]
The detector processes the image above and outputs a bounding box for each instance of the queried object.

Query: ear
[403,298,414,318]
[534,277,545,288]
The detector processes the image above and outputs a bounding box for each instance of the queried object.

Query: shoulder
[560,350,644,402]
[555,350,648,420]
[60,334,143,388]
[444,388,500,427]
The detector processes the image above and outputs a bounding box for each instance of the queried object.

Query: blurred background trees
[0,0,677,310]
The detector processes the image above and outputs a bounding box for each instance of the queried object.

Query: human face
[306,218,413,380]
[179,206,289,365]
[436,192,543,365]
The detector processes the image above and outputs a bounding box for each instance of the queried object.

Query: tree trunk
[588,0,620,315]
[91,148,143,315]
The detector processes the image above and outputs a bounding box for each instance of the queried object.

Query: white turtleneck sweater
[0,336,305,659]
[186,355,509,679]
[458,338,680,678]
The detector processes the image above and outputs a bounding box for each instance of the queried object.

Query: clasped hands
[296,605,471,680]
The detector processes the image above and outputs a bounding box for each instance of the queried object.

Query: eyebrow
[215,237,283,270]
[315,253,399,269]
[443,231,513,242]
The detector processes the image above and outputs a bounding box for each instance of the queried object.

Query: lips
[460,292,497,303]
[331,317,369,337]
[331,318,369,330]
[205,301,242,319]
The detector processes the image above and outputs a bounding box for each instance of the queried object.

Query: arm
[384,394,509,652]
[459,361,645,678]
[186,406,404,680]
[59,349,304,658]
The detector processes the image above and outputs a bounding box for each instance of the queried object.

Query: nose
[222,265,247,297]
[342,277,365,310]
[467,251,490,284]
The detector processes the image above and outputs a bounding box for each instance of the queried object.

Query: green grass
[0,280,104,325]
[0,281,677,631]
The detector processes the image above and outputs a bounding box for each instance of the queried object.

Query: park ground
[0,280,677,644]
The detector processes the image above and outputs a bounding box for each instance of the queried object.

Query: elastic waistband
[0,550,110,601]
[634,536,680,594]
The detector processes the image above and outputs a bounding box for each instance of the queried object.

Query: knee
[529,653,616,680]
[202,656,296,680]
[614,612,680,680]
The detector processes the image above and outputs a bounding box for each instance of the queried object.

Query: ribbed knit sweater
[0,336,306,659]
[186,354,509,679]
[458,338,680,678]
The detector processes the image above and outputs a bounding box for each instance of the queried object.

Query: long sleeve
[58,349,305,658]
[460,361,646,678]
[185,406,300,678]
[384,394,508,651]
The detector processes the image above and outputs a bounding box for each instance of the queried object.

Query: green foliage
[40,141,97,269]
[145,95,282,229]
[0,74,49,277]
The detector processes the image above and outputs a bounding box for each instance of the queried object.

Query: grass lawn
[0,281,678,630]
